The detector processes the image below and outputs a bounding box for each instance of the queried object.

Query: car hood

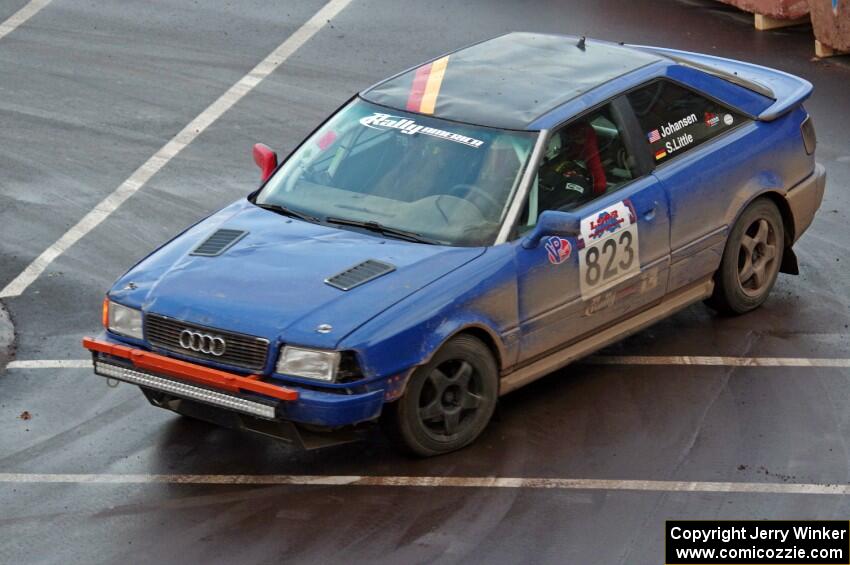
[110,199,486,349]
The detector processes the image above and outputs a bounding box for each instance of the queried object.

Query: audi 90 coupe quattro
[84,33,825,456]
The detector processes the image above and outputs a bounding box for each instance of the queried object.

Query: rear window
[626,80,747,165]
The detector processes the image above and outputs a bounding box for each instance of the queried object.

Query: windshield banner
[359,113,485,148]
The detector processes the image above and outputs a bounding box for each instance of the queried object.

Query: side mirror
[252,143,278,182]
[521,210,582,249]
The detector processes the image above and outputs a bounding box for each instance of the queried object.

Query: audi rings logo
[179,329,226,357]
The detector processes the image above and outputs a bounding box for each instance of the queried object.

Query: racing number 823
[584,231,635,286]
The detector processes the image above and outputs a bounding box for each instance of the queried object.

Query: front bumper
[83,336,386,432]
[786,163,826,243]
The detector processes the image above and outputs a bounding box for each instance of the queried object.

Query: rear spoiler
[630,45,813,122]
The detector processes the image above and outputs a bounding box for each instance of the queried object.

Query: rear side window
[626,80,746,165]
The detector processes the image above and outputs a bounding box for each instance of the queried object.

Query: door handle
[642,201,658,221]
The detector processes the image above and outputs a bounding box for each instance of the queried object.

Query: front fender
[339,245,519,382]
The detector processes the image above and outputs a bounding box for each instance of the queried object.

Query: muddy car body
[84,33,825,455]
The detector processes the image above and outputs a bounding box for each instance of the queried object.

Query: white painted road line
[588,356,850,368]
[0,0,52,42]
[7,359,91,369]
[6,356,850,370]
[0,0,354,299]
[1,473,849,495]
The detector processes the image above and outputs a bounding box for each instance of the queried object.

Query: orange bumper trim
[82,337,298,402]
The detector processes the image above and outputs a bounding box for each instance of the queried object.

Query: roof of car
[361,32,662,130]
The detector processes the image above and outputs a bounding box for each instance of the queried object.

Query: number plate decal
[578,200,640,299]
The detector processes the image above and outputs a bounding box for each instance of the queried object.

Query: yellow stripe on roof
[419,56,449,114]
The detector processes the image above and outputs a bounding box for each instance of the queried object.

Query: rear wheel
[707,198,784,315]
[382,335,498,457]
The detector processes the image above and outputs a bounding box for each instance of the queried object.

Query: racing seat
[535,121,608,213]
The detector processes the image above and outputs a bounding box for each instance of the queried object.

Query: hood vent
[191,229,247,257]
[325,259,396,291]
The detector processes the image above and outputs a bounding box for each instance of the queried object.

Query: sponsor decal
[639,267,659,293]
[544,236,572,265]
[655,148,667,161]
[704,112,719,127]
[406,55,450,115]
[586,209,625,241]
[656,113,698,139]
[578,200,640,299]
[582,267,659,316]
[723,113,734,126]
[359,113,485,148]
[584,290,617,316]
[647,129,662,143]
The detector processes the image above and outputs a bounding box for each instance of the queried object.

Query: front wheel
[382,335,498,457]
[706,198,784,315]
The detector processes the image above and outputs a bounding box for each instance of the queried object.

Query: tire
[706,198,784,315]
[382,335,498,457]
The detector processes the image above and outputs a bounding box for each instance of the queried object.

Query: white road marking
[5,356,850,370]
[0,0,51,42]
[1,473,849,495]
[0,0,354,299]
[7,359,91,369]
[587,356,850,368]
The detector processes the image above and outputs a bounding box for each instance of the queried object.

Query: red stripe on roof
[406,62,432,112]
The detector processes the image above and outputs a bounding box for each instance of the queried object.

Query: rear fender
[728,189,802,276]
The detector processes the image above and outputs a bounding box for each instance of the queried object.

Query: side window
[627,80,746,165]
[519,102,636,231]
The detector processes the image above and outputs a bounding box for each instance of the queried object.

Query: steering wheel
[448,184,502,217]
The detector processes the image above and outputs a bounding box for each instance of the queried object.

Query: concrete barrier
[810,0,850,55]
[716,0,810,29]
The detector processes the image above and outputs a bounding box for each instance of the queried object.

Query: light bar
[95,361,277,420]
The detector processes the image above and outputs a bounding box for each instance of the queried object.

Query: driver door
[514,98,671,363]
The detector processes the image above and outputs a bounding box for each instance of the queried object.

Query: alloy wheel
[737,217,778,297]
[417,359,483,439]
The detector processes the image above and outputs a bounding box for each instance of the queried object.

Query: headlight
[276,346,340,382]
[105,300,143,340]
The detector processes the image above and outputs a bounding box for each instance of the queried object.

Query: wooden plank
[754,13,810,30]
[815,39,836,58]
[814,39,850,58]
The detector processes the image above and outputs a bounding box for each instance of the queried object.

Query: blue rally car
[84,33,825,456]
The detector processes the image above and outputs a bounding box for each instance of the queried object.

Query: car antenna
[576,35,586,51]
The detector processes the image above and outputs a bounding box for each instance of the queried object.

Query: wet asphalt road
[1,0,850,563]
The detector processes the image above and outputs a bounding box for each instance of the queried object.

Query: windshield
[255,98,538,246]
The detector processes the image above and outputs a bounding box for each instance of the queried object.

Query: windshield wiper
[325,217,438,245]
[255,202,320,224]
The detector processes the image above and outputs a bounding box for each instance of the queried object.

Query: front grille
[144,314,270,371]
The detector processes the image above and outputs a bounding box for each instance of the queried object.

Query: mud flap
[780,246,799,275]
